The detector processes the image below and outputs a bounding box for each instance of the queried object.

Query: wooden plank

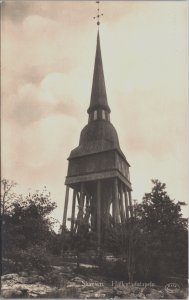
[78,183,84,221]
[128,191,133,218]
[62,186,69,228]
[113,178,120,223]
[120,183,125,224]
[77,191,80,204]
[97,180,101,254]
[65,170,132,190]
[124,186,129,220]
[71,189,77,232]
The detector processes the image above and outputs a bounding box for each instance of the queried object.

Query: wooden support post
[61,186,69,257]
[124,186,129,220]
[90,194,95,232]
[128,191,133,218]
[63,186,69,229]
[112,187,116,222]
[120,183,125,224]
[105,196,110,229]
[113,178,120,223]
[84,194,90,224]
[71,189,77,233]
[78,183,84,221]
[77,192,80,204]
[97,180,101,254]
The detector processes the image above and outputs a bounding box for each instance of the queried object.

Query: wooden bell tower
[63,30,133,253]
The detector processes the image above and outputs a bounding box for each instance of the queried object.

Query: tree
[1,179,17,217]
[1,182,59,274]
[134,179,188,282]
[103,180,188,283]
[2,183,57,260]
[137,179,187,231]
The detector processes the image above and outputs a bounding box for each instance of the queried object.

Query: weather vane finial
[93,1,103,27]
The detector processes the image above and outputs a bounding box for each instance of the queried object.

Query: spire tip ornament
[93,1,103,27]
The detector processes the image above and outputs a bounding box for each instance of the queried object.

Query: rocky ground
[1,264,188,298]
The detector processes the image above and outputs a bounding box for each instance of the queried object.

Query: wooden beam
[112,195,115,222]
[62,186,69,229]
[119,183,125,224]
[112,180,116,222]
[128,191,133,218]
[78,183,84,221]
[113,178,120,223]
[77,192,80,205]
[71,189,77,232]
[90,194,95,232]
[124,186,129,220]
[65,170,132,190]
[97,180,101,254]
[74,192,81,233]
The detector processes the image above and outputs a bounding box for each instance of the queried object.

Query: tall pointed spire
[87,30,111,114]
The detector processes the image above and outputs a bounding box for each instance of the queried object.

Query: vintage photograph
[1,0,188,298]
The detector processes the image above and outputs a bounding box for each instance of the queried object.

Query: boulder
[1,288,23,298]
[26,275,45,284]
[1,273,54,298]
[146,288,164,299]
[94,292,106,298]
[1,273,19,281]
[80,291,106,299]
[28,292,39,298]
[66,283,82,288]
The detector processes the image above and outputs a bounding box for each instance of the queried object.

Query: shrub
[2,258,16,275]
[11,245,52,274]
[100,260,128,280]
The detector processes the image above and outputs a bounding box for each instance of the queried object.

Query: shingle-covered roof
[69,120,126,159]
[87,30,110,113]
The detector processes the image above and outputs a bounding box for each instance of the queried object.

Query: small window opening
[102,110,106,120]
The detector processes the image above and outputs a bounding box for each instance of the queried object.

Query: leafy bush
[11,246,52,274]
[2,258,16,275]
[100,260,128,280]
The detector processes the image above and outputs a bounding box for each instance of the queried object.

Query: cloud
[2,13,77,97]
[2,1,135,25]
[3,72,85,127]
[2,114,80,181]
[2,1,32,22]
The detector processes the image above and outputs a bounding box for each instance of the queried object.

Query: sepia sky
[2,0,188,226]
